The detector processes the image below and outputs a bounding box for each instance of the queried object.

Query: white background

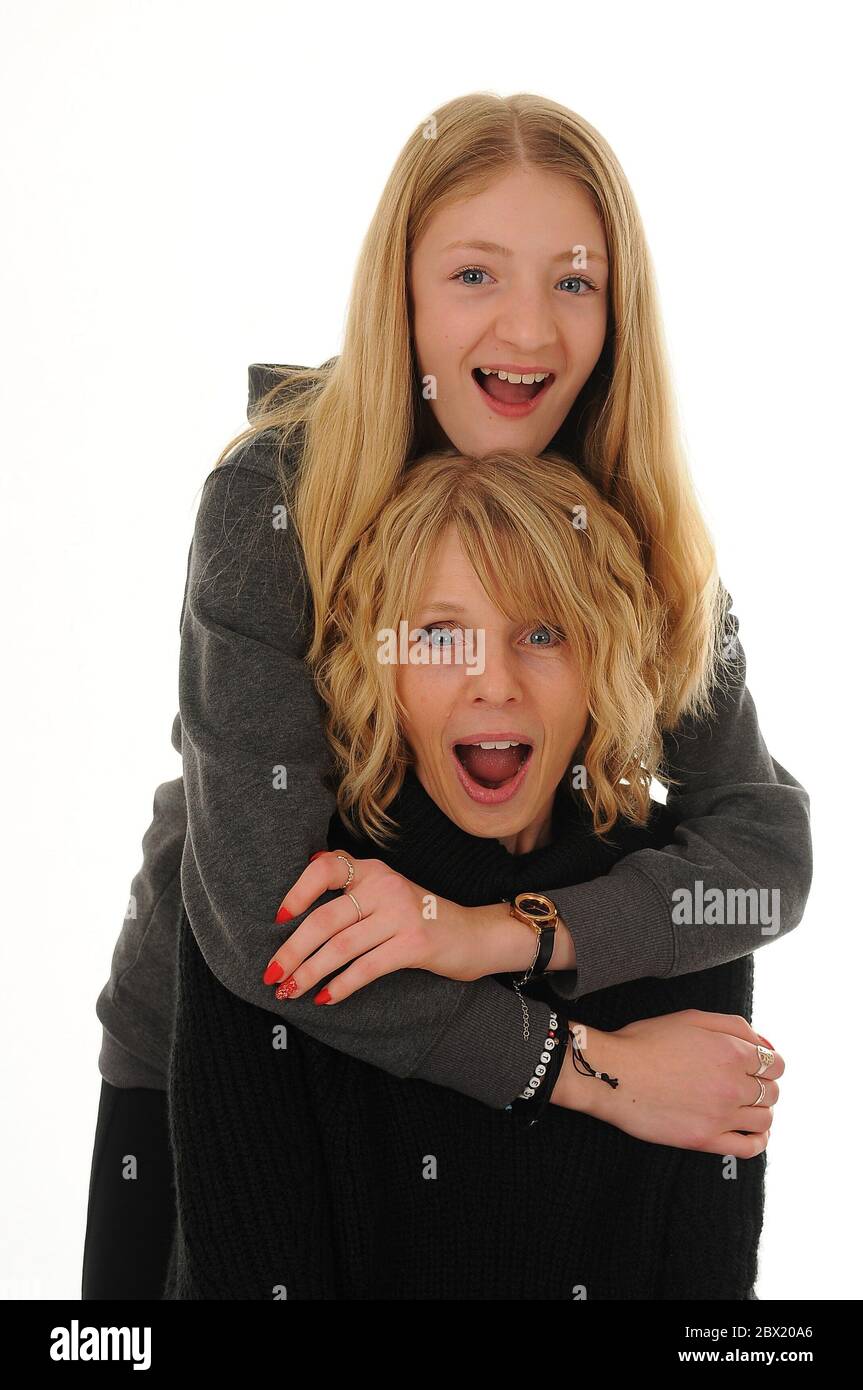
[1,0,858,1301]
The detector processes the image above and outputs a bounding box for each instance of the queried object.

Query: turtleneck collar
[327,765,641,909]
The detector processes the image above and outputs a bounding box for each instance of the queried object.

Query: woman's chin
[413,754,555,839]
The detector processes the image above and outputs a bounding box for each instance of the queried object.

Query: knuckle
[721,1037,749,1069]
[332,930,357,961]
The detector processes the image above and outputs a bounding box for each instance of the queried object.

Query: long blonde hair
[213,91,729,732]
[319,448,669,846]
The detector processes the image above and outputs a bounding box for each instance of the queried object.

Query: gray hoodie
[95,363,813,1110]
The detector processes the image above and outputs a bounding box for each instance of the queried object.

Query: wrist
[551,1024,623,1119]
[472,900,539,975]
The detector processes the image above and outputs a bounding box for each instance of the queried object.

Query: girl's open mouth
[472,368,555,418]
[451,741,533,805]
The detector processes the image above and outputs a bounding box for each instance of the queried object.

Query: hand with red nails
[261,849,535,1004]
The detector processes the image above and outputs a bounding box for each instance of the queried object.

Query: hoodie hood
[246,359,338,423]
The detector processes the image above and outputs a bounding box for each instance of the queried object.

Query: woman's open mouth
[451,738,534,805]
[471,367,555,419]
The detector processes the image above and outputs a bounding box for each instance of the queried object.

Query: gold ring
[750,1078,767,1107]
[333,853,355,890]
[754,1045,774,1076]
[344,890,363,923]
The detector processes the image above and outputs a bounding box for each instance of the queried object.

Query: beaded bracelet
[504,1008,566,1127]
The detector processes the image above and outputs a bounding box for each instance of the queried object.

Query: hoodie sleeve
[543,596,813,1001]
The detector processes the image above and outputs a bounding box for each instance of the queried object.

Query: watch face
[516,893,556,921]
[521,899,547,920]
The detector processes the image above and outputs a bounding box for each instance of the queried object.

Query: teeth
[478,368,549,384]
[468,740,523,750]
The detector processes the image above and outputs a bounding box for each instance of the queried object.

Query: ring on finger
[749,1077,767,1107]
[344,889,363,924]
[333,853,355,890]
[754,1045,775,1076]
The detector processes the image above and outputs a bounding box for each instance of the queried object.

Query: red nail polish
[275,905,294,924]
[308,850,327,863]
[275,977,298,1000]
[314,987,332,1005]
[263,961,284,984]
[758,1034,776,1050]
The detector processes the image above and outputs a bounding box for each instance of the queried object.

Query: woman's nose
[462,641,524,705]
[492,281,557,352]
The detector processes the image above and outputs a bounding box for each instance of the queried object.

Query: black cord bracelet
[569,1024,619,1088]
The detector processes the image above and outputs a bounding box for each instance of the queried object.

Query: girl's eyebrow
[442,238,608,265]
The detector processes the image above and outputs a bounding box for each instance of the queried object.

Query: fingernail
[308,850,327,863]
[758,1034,776,1049]
[275,977,298,1000]
[275,905,294,924]
[262,961,284,985]
[314,987,332,1005]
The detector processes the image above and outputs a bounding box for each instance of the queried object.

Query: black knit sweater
[164,769,765,1300]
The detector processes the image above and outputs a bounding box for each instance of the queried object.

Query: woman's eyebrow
[417,601,470,615]
[442,238,608,265]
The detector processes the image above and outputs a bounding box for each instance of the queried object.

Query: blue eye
[420,625,457,647]
[560,276,595,295]
[525,625,563,646]
[451,266,493,287]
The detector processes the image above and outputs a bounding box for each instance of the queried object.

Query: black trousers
[81,1079,177,1300]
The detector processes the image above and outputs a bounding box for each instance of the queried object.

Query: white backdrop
[1,0,858,1302]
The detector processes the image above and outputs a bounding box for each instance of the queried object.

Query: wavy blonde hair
[213,91,731,747]
[317,447,667,846]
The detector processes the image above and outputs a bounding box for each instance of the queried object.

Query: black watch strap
[533,921,557,977]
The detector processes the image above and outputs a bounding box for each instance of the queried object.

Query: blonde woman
[166,448,778,1300]
[84,92,808,1298]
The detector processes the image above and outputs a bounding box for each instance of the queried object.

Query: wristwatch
[510,891,559,983]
